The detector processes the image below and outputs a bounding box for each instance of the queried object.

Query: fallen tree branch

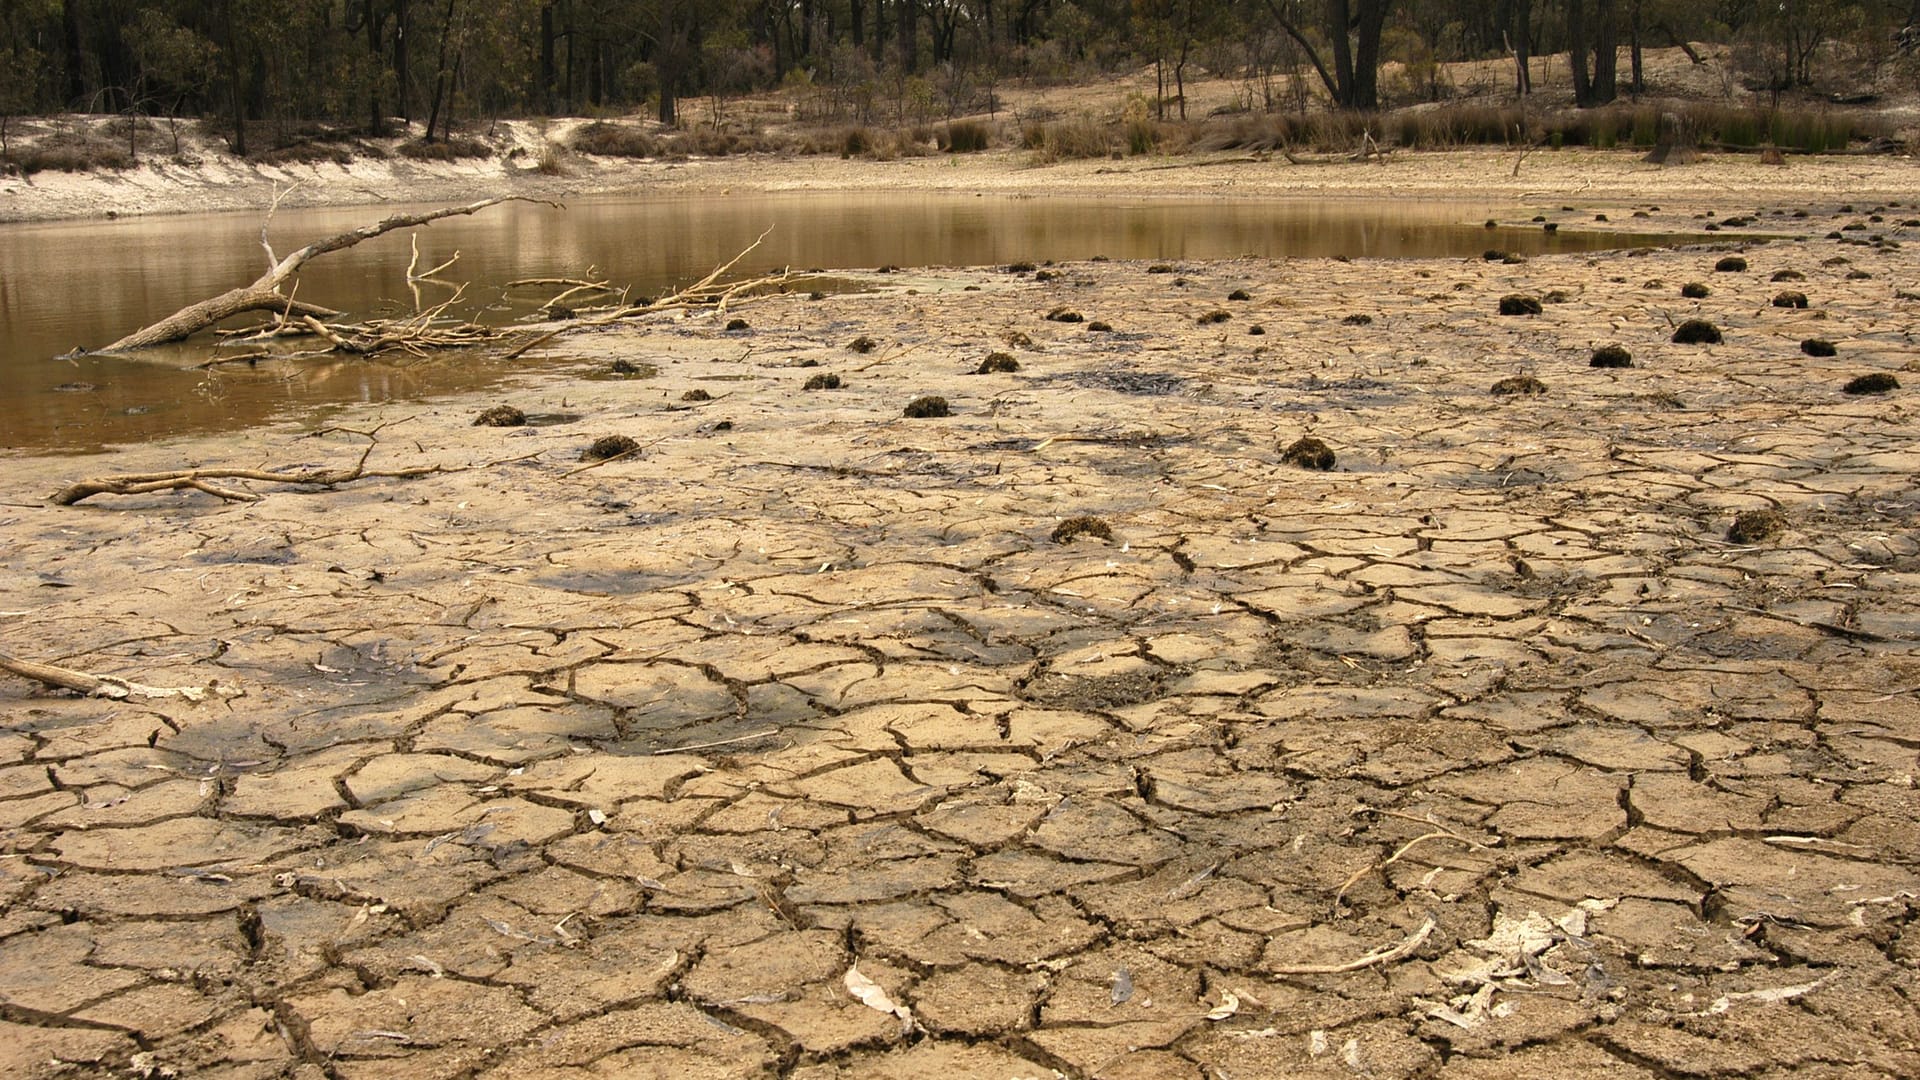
[0,650,237,701]
[98,196,558,352]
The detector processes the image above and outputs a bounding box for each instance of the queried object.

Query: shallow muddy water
[1,193,1695,451]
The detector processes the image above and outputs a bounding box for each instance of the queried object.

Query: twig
[652,728,780,755]
[1270,916,1438,976]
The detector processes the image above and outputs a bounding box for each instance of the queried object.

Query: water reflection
[1,193,1683,452]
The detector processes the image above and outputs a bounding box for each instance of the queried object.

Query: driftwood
[0,650,236,701]
[99,195,551,353]
[53,425,456,505]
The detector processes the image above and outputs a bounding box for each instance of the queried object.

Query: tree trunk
[540,3,556,114]
[423,0,458,141]
[898,0,917,72]
[99,198,526,353]
[396,0,412,123]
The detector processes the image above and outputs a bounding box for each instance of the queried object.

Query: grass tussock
[570,121,659,158]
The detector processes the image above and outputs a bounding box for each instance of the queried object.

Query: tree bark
[98,198,530,353]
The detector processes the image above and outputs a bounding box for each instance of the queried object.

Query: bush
[570,122,658,158]
[399,136,493,161]
[942,119,991,153]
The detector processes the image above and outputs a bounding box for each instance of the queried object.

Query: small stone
[1801,338,1837,357]
[1714,255,1748,272]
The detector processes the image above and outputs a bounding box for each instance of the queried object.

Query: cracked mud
[2,216,1918,1079]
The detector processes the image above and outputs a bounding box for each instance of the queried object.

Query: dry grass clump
[1281,436,1336,470]
[1498,295,1543,316]
[1843,373,1899,394]
[1052,515,1115,543]
[473,405,526,427]
[681,389,713,402]
[1727,509,1787,543]
[1491,375,1548,395]
[1228,289,1252,301]
[570,122,659,157]
[1198,310,1231,324]
[1342,313,1374,326]
[1681,282,1711,298]
[803,373,842,390]
[941,120,992,153]
[903,395,951,418]
[1589,344,1634,368]
[976,353,1021,374]
[1045,306,1085,323]
[1772,291,1809,308]
[398,136,493,161]
[583,435,640,461]
[848,335,878,353]
[1672,319,1723,344]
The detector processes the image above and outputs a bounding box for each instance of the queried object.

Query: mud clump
[582,435,640,461]
[1051,515,1114,544]
[1681,282,1711,298]
[1281,436,1336,470]
[1728,509,1788,543]
[1498,294,1543,316]
[1672,319,1723,344]
[473,405,527,427]
[1802,338,1838,357]
[1590,344,1634,368]
[1045,307,1085,323]
[1772,291,1809,308]
[976,353,1021,374]
[803,373,843,390]
[1842,373,1899,395]
[903,395,952,418]
[1198,310,1231,325]
[848,335,878,353]
[680,389,713,402]
[1491,375,1548,395]
[1715,255,1749,272]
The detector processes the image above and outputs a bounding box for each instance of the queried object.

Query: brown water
[1,193,1692,452]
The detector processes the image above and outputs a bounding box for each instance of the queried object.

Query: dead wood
[99,195,555,353]
[0,650,237,701]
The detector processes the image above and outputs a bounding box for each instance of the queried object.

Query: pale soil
[2,144,1920,1079]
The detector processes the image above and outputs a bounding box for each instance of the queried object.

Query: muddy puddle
[0,194,1709,452]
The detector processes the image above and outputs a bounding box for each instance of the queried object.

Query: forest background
[4,1,1920,169]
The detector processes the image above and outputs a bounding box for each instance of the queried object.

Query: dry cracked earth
[2,205,1919,1079]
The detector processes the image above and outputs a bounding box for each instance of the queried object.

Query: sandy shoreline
[1,158,1918,1078]
[6,141,1920,225]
